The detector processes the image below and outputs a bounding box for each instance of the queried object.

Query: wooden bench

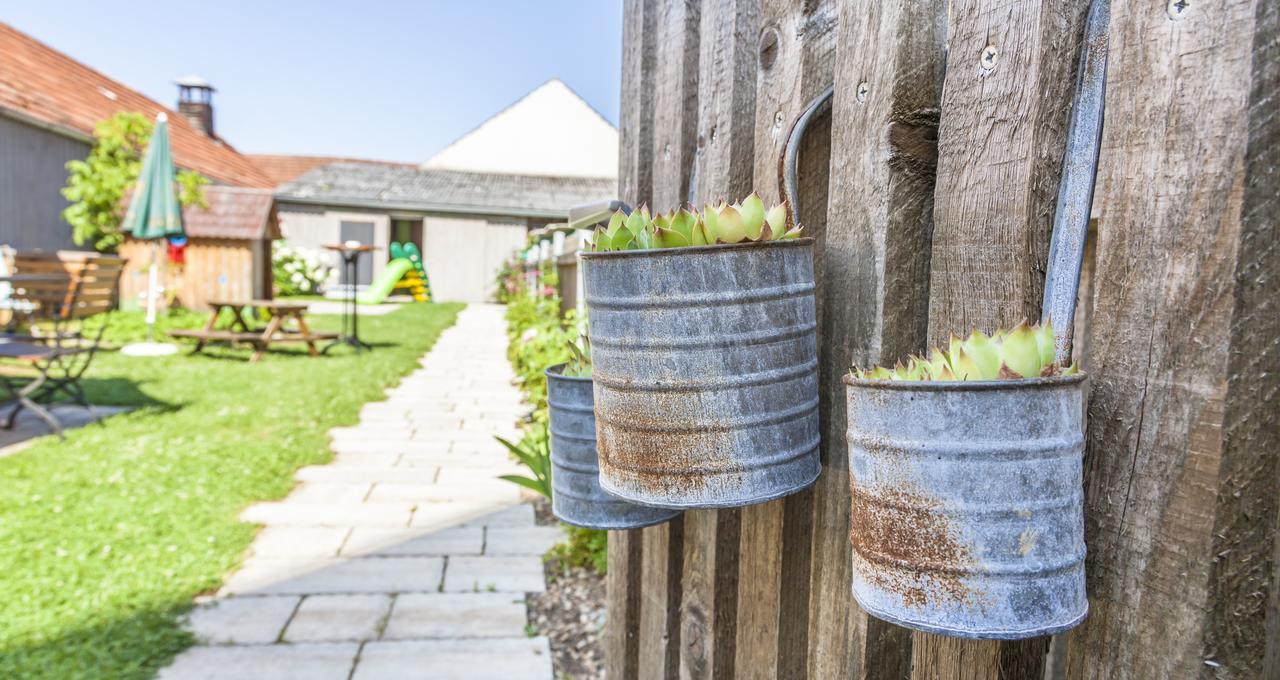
[172,299,337,362]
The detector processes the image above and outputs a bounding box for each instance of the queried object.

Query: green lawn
[0,302,463,678]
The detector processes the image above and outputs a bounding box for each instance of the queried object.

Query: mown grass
[0,302,463,678]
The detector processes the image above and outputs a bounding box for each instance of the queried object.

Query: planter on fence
[843,372,1088,639]
[547,363,680,529]
[580,238,821,509]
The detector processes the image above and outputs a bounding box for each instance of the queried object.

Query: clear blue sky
[4,1,623,163]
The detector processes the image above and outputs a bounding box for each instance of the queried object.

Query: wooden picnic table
[169,299,338,363]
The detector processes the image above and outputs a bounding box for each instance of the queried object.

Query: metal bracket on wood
[781,85,835,227]
[1041,0,1109,364]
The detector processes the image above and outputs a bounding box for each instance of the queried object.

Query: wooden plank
[614,3,672,680]
[607,531,645,680]
[619,0,658,211]
[918,0,1089,676]
[818,0,948,677]
[733,2,837,679]
[650,0,701,210]
[679,1,756,678]
[926,0,1089,340]
[638,3,702,678]
[1061,0,1279,676]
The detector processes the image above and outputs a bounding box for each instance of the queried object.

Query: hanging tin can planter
[843,0,1108,639]
[580,238,821,509]
[843,373,1088,639]
[546,364,680,529]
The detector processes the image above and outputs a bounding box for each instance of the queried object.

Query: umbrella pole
[145,241,160,343]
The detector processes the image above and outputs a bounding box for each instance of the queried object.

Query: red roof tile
[0,22,274,189]
[180,186,278,241]
[248,154,415,186]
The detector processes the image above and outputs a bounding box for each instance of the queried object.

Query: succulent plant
[563,334,592,378]
[587,193,802,252]
[853,321,1079,381]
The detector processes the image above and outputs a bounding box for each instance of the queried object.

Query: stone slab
[341,527,483,557]
[158,642,358,680]
[283,594,392,642]
[351,638,551,680]
[382,593,529,640]
[442,556,545,594]
[184,595,299,644]
[221,557,444,595]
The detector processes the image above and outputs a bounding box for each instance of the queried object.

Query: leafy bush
[499,253,608,575]
[62,112,208,252]
[494,422,551,500]
[493,256,523,304]
[547,524,609,575]
[273,243,336,296]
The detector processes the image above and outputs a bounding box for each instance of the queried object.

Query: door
[338,220,375,286]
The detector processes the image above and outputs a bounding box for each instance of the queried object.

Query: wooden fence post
[917,0,1089,676]
[678,0,759,677]
[1062,0,1279,676]
[818,0,948,677]
[608,2,658,679]
[735,2,837,678]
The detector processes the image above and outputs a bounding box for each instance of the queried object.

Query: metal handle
[568,199,632,231]
[1041,0,1109,365]
[781,86,835,228]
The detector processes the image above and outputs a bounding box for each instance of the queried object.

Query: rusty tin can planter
[580,238,821,509]
[547,364,680,529]
[843,373,1088,639]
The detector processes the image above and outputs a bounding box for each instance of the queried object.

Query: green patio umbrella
[120,112,183,356]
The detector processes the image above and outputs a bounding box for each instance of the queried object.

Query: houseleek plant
[588,193,802,252]
[852,321,1079,381]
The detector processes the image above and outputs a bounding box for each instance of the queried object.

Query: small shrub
[273,243,336,296]
[546,524,608,575]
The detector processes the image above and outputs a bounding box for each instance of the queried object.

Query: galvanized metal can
[547,364,681,529]
[843,373,1088,639]
[580,239,821,509]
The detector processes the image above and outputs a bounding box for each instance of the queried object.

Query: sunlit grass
[0,302,462,678]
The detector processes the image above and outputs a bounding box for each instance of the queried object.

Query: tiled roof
[276,163,616,219]
[0,22,273,189]
[181,186,278,240]
[248,154,415,186]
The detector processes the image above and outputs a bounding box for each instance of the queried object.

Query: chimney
[175,75,216,137]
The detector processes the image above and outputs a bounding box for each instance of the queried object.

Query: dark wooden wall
[609,0,1279,678]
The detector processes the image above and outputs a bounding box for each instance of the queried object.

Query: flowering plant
[272,243,336,296]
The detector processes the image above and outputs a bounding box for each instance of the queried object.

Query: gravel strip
[528,559,606,679]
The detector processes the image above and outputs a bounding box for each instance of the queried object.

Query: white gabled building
[274,80,618,303]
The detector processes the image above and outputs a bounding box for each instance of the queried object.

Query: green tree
[61,112,208,252]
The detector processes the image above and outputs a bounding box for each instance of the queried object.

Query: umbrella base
[120,342,179,357]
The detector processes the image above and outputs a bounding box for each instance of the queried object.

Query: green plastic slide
[357,258,415,304]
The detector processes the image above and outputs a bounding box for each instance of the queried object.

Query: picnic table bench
[169,299,337,363]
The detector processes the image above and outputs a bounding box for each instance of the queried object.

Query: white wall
[277,208,390,286]
[422,215,527,303]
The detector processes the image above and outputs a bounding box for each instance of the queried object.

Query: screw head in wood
[856,82,869,103]
[980,45,999,71]
[1167,0,1189,20]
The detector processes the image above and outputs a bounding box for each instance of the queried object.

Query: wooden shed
[119,185,278,311]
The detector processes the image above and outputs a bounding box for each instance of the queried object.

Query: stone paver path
[160,304,557,680]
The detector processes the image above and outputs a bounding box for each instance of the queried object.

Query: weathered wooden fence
[606,0,1278,677]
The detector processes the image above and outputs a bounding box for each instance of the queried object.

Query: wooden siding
[0,114,86,251]
[610,1,1280,678]
[421,215,527,303]
[120,237,264,311]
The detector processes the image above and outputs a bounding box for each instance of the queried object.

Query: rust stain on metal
[848,451,979,609]
[597,387,738,497]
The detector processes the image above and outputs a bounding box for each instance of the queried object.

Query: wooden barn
[119,185,278,311]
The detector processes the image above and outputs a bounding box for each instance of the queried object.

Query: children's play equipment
[356,242,432,304]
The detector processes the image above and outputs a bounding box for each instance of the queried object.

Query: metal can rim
[578,236,815,260]
[842,372,1086,391]
[546,363,592,383]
